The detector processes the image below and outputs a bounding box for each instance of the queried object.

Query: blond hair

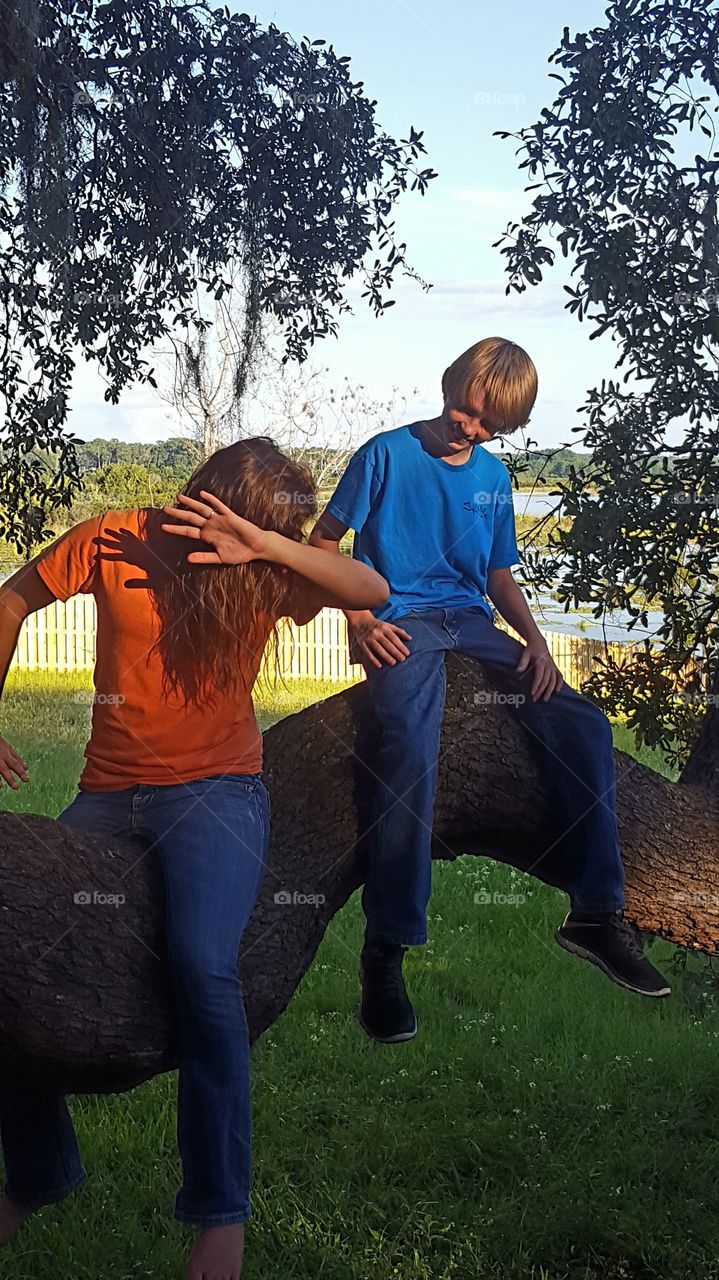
[441,337,537,432]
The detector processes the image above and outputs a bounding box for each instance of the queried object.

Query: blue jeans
[0,773,269,1227]
[359,607,625,945]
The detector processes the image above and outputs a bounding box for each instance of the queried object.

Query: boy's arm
[0,562,59,786]
[486,567,563,701]
[309,512,411,667]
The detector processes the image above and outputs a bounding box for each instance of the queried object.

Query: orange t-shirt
[35,508,306,792]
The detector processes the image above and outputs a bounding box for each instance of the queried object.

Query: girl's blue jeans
[0,773,269,1227]
[359,607,626,945]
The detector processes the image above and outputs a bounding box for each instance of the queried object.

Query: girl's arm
[0,563,58,786]
[162,492,390,617]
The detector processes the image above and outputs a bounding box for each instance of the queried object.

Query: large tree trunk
[1,653,718,1094]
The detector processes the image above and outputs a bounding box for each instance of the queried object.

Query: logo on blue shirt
[463,499,489,517]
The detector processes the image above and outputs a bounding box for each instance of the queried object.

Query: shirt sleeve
[487,471,520,571]
[324,438,381,533]
[34,516,103,601]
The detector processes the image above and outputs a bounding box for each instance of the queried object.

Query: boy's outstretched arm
[486,567,563,702]
[309,513,411,667]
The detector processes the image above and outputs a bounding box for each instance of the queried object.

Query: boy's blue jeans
[0,773,269,1227]
[359,607,625,945]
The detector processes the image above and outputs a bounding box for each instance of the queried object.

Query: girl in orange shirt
[0,437,388,1280]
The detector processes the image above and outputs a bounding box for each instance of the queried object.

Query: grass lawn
[0,672,717,1280]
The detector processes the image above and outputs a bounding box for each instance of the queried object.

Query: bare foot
[0,1194,33,1246]
[185,1222,245,1280]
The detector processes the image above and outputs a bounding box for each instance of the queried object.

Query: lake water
[514,490,575,517]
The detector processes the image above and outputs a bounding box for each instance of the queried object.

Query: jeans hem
[4,1168,87,1209]
[175,1206,250,1227]
[568,899,625,915]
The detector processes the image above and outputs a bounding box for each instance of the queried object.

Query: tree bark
[1,653,718,1094]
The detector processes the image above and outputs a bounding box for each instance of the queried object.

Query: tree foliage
[0,0,435,548]
[496,0,719,762]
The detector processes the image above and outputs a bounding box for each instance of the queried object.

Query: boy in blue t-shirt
[310,338,670,1043]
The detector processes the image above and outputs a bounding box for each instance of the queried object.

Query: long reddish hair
[145,436,317,708]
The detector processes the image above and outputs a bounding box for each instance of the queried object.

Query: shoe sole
[357,1009,418,1043]
[555,931,671,998]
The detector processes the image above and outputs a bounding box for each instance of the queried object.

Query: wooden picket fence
[7,595,680,690]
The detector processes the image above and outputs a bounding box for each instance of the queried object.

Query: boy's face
[440,387,503,453]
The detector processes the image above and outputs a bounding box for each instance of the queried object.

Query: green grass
[1,672,718,1280]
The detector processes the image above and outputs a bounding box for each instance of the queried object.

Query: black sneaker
[358,941,418,1043]
[555,909,671,998]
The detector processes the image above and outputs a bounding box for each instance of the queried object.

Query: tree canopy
[0,0,435,547]
[497,0,719,762]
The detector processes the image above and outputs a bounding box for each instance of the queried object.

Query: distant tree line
[55,441,664,530]
[70,437,597,494]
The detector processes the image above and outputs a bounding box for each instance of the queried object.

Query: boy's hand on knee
[516,638,563,701]
[347,612,412,668]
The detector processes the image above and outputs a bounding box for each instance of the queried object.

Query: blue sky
[71,0,620,450]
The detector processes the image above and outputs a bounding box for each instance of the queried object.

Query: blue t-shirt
[325,423,520,622]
